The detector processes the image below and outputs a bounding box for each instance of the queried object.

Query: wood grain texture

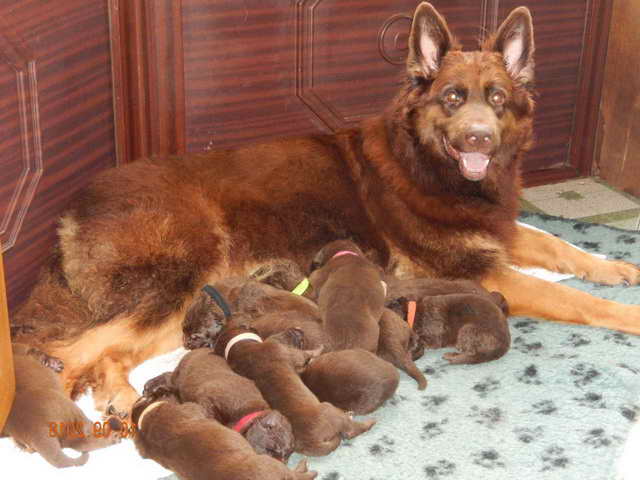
[0,0,117,312]
[596,0,640,197]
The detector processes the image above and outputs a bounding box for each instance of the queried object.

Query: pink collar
[331,250,359,260]
[233,410,268,433]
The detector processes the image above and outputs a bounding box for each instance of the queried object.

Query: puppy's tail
[32,436,89,468]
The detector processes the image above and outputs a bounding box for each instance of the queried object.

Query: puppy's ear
[407,2,455,81]
[491,7,535,84]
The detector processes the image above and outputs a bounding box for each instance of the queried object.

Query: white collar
[137,400,167,430]
[224,332,263,360]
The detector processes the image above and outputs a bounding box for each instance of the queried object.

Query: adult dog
[11,3,640,416]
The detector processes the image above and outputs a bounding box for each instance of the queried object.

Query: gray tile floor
[522,177,640,230]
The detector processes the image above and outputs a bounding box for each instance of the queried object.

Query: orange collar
[407,301,417,329]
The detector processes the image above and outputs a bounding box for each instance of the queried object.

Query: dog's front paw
[586,260,640,286]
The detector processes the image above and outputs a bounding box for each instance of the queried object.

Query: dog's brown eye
[490,91,505,106]
[444,90,463,106]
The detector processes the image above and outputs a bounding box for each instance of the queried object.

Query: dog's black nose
[464,125,494,153]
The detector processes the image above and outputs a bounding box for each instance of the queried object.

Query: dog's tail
[31,436,89,468]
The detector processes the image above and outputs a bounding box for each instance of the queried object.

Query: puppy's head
[250,260,307,291]
[212,325,260,358]
[243,410,295,462]
[310,239,364,272]
[182,290,227,349]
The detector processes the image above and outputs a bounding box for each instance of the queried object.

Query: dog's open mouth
[443,136,491,181]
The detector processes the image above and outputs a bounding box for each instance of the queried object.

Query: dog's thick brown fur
[10,3,640,416]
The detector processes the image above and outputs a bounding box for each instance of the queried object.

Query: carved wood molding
[0,24,43,252]
[109,0,186,163]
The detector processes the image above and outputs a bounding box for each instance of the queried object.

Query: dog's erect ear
[492,7,534,84]
[406,2,454,81]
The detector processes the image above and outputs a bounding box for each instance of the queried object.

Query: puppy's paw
[42,355,65,373]
[105,404,129,420]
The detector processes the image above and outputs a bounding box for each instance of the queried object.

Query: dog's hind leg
[510,224,640,285]
[483,268,640,334]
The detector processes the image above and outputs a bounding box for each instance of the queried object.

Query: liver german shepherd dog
[11,2,640,417]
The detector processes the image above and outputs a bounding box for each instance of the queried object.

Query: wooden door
[0,0,118,311]
[113,0,611,187]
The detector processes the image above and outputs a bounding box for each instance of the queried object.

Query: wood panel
[0,0,117,312]
[596,0,640,197]
[181,0,488,151]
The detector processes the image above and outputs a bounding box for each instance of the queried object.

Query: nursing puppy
[301,349,399,415]
[310,240,427,388]
[390,292,511,364]
[131,393,317,480]
[2,343,121,468]
[250,259,314,298]
[214,327,375,456]
[146,349,295,461]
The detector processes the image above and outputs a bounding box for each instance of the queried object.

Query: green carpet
[161,213,640,480]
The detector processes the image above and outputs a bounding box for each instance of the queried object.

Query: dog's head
[400,2,535,183]
[243,410,295,463]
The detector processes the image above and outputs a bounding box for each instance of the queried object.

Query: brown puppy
[309,240,427,388]
[377,308,427,389]
[131,392,317,480]
[301,349,399,415]
[214,327,375,456]
[309,240,384,353]
[147,348,296,462]
[250,259,315,298]
[2,343,121,468]
[389,292,511,364]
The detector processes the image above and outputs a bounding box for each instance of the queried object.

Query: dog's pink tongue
[459,152,490,181]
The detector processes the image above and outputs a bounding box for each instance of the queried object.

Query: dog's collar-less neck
[224,332,263,360]
[232,410,268,433]
[137,400,168,430]
[331,250,359,260]
[202,285,232,319]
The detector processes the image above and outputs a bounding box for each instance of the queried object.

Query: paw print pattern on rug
[512,336,544,356]
[530,399,558,415]
[573,392,607,409]
[512,319,539,334]
[514,426,544,444]
[563,333,591,348]
[570,362,601,387]
[582,428,624,449]
[540,445,570,472]
[471,376,500,398]
[518,364,542,385]
[368,435,395,456]
[603,332,634,347]
[421,418,449,440]
[468,406,503,429]
[421,395,449,410]
[472,449,505,469]
[424,460,456,478]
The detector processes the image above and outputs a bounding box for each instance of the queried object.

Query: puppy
[301,349,399,415]
[390,292,511,364]
[309,240,427,388]
[214,327,375,456]
[131,392,317,480]
[308,240,385,352]
[250,259,314,297]
[2,343,121,468]
[146,348,295,461]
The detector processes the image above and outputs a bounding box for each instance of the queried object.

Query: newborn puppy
[215,327,375,456]
[309,240,385,352]
[301,349,399,415]
[2,343,121,468]
[250,259,315,298]
[384,277,491,304]
[149,348,295,462]
[377,309,427,389]
[393,293,510,364]
[131,393,317,480]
